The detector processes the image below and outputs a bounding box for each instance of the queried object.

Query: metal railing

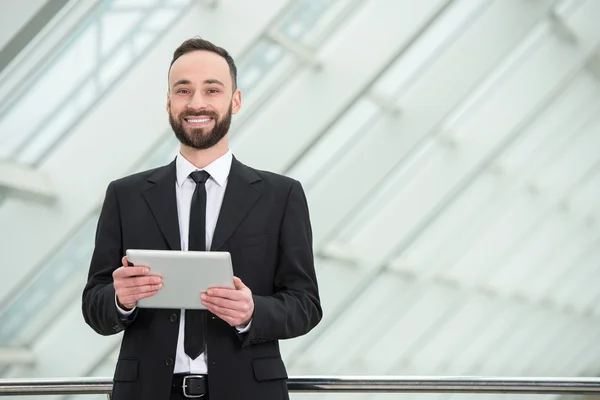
[1,376,600,398]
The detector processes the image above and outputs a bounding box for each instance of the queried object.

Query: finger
[117,284,162,300]
[123,283,163,295]
[201,294,240,311]
[119,275,162,288]
[133,288,161,300]
[120,266,151,277]
[233,276,247,290]
[206,287,244,300]
[114,266,149,278]
[120,288,161,306]
[203,302,239,320]
[121,256,128,267]
[114,275,162,289]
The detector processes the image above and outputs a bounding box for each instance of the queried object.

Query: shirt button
[165,358,174,367]
[211,316,216,320]
[170,313,178,322]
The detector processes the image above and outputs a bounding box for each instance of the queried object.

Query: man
[82,37,322,400]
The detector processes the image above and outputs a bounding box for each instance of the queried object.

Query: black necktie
[185,170,210,360]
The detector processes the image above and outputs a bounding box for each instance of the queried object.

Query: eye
[177,88,190,94]
[207,89,220,94]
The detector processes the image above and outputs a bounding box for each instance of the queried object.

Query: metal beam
[265,30,321,68]
[548,7,578,45]
[366,92,402,116]
[0,0,70,74]
[586,50,600,82]
[3,376,600,395]
[0,160,55,203]
[0,347,33,366]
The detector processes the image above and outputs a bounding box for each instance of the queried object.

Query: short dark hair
[169,37,237,91]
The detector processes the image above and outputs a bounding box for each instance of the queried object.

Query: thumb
[233,276,247,290]
[121,256,128,267]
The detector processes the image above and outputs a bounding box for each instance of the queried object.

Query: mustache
[179,110,219,120]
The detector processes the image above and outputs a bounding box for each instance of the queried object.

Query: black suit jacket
[82,156,322,400]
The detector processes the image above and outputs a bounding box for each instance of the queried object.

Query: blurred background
[0,0,599,399]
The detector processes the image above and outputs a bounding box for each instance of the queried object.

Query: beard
[169,102,232,150]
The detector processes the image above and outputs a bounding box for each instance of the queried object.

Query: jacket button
[170,313,178,322]
[165,358,174,367]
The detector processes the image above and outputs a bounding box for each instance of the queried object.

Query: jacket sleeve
[82,181,137,336]
[241,180,322,346]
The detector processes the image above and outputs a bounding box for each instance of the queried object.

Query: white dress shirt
[117,150,249,374]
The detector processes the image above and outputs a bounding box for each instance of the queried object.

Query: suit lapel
[211,157,261,251]
[142,159,181,250]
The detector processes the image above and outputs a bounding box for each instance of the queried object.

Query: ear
[166,92,171,113]
[231,89,242,115]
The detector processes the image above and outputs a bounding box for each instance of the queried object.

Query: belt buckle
[182,375,205,398]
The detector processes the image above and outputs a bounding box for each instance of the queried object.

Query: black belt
[172,374,208,398]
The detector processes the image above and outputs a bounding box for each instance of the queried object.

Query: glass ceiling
[1,1,599,399]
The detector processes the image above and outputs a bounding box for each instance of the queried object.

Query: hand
[201,277,254,327]
[113,256,163,310]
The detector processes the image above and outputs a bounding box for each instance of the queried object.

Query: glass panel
[143,8,179,31]
[410,293,495,372]
[236,40,286,94]
[0,214,97,345]
[0,18,99,158]
[535,117,600,190]
[112,0,156,7]
[485,213,574,292]
[0,135,178,345]
[100,11,143,57]
[17,104,78,164]
[389,169,500,278]
[98,44,134,87]
[73,78,100,112]
[571,166,600,215]
[230,0,367,141]
[0,0,192,165]
[552,249,600,310]
[496,74,600,174]
[133,31,157,54]
[334,137,438,248]
[286,98,380,186]
[276,0,334,42]
[292,271,412,374]
[360,285,461,374]
[280,258,364,361]
[229,0,365,140]
[294,0,361,47]
[373,0,490,97]
[519,223,598,301]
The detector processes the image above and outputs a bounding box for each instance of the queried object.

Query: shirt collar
[176,150,233,188]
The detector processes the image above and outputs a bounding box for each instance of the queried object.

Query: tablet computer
[126,249,234,310]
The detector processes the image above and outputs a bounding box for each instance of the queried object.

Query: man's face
[167,50,241,150]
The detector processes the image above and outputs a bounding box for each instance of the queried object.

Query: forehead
[168,50,232,88]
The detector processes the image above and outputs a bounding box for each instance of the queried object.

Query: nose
[187,91,207,110]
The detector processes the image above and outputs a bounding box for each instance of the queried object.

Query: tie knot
[189,170,210,184]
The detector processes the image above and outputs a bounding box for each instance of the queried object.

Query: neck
[179,137,229,169]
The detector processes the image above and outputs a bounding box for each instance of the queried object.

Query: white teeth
[188,118,211,123]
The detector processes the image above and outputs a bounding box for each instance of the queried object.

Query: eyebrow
[172,79,191,87]
[172,79,225,88]
[203,79,225,87]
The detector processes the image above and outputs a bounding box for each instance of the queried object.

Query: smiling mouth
[184,116,214,127]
